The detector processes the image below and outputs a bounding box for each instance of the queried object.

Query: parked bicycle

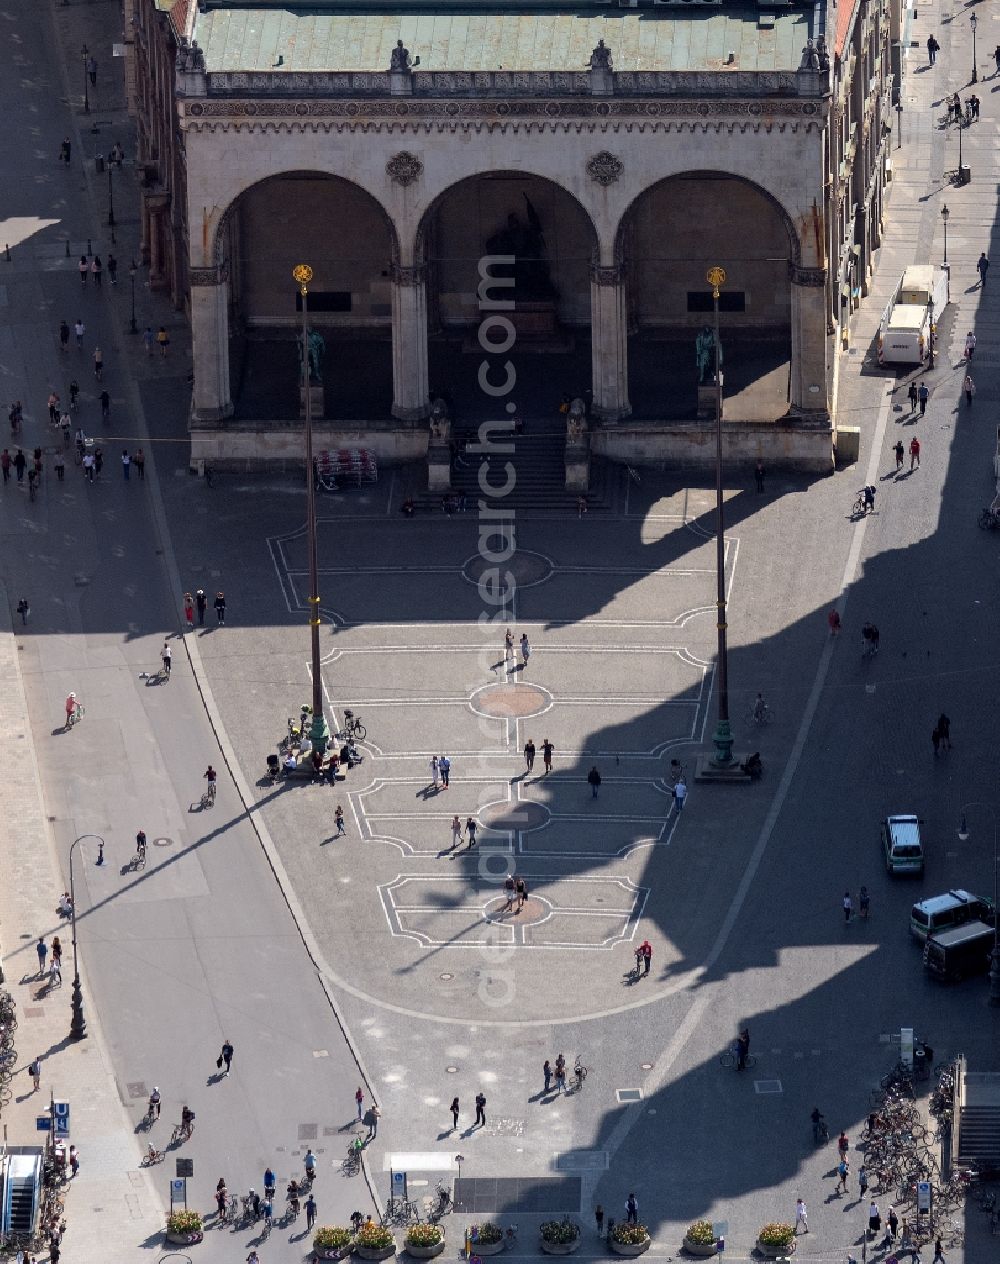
[719,1042,757,1070]
[336,709,366,741]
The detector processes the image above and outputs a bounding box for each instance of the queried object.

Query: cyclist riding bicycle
[204,765,217,801]
[286,1179,301,1215]
[136,831,147,863]
[65,693,80,724]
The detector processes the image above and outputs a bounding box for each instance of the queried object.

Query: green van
[910,890,994,941]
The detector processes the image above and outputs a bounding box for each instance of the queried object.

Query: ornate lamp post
[928,296,935,370]
[107,164,115,229]
[970,14,978,84]
[294,264,329,756]
[68,834,104,1040]
[707,265,734,768]
[956,805,1000,1003]
[941,204,950,266]
[81,44,90,113]
[128,259,138,334]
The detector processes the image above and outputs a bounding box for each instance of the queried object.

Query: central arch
[416,172,598,422]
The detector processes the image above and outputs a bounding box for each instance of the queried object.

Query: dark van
[923,921,994,982]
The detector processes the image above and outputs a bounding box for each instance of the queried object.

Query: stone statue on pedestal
[589,40,613,72]
[298,327,326,385]
[390,40,419,73]
[695,326,722,384]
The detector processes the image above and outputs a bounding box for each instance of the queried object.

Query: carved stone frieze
[389,262,426,286]
[586,151,624,186]
[789,264,826,287]
[189,263,229,286]
[590,262,625,286]
[386,151,423,186]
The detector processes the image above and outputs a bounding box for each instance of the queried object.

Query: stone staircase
[417,423,619,514]
[956,1073,1000,1171]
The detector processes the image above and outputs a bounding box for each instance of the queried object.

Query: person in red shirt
[909,436,921,470]
[636,940,652,976]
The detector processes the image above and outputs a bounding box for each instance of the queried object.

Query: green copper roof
[193,7,813,74]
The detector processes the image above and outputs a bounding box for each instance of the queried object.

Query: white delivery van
[877,266,950,366]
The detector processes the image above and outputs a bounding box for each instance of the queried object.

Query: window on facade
[295,291,352,313]
[687,292,746,314]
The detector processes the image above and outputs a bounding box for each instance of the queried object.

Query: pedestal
[299,384,324,419]
[697,384,722,421]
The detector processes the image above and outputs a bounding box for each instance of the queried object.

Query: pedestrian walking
[143,327,155,355]
[595,1206,604,1237]
[95,447,104,479]
[121,449,130,479]
[107,254,118,285]
[795,1198,808,1234]
[964,374,975,407]
[48,392,60,425]
[859,1165,868,1198]
[932,726,941,757]
[51,937,62,968]
[887,1205,898,1241]
[439,754,451,787]
[868,1201,881,1237]
[93,347,103,381]
[524,739,536,772]
[451,815,462,849]
[542,738,554,773]
[28,1057,41,1091]
[978,253,989,288]
[49,959,61,987]
[754,459,765,492]
[964,332,976,361]
[465,816,478,848]
[304,1149,317,1183]
[59,137,71,164]
[543,1061,552,1092]
[970,95,980,122]
[36,938,47,975]
[59,319,70,352]
[91,256,102,287]
[473,1092,487,1127]
[14,449,25,482]
[907,381,918,412]
[859,886,870,919]
[520,633,531,669]
[503,875,515,910]
[366,1104,381,1139]
[356,1086,364,1121]
[430,755,440,789]
[16,598,29,624]
[843,891,853,922]
[450,1096,460,1129]
[0,448,9,484]
[305,1195,317,1230]
[87,56,97,86]
[926,34,939,65]
[587,765,601,798]
[894,439,904,472]
[195,588,207,623]
[932,1236,944,1263]
[69,1144,79,1177]
[330,804,344,836]
[214,591,226,624]
[673,777,688,812]
[54,452,64,481]
[937,713,951,750]
[626,1194,639,1226]
[79,255,89,286]
[504,628,514,670]
[219,1039,234,1076]
[157,326,170,357]
[909,436,920,469]
[917,382,928,414]
[837,1157,850,1194]
[514,875,527,912]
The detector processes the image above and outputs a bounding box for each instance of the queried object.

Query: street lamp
[970,14,977,84]
[107,163,115,229]
[895,100,902,151]
[941,204,950,266]
[956,805,1000,1004]
[928,296,935,370]
[68,834,103,1040]
[294,264,330,757]
[706,265,734,769]
[81,44,90,113]
[128,259,138,334]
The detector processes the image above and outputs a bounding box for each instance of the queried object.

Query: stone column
[590,262,631,422]
[390,262,430,421]
[789,263,830,418]
[190,264,232,421]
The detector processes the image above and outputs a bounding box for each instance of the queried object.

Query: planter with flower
[755,1223,796,1258]
[468,1224,505,1257]
[314,1226,355,1260]
[683,1221,718,1258]
[609,1222,651,1257]
[405,1223,445,1259]
[165,1210,204,1245]
[540,1219,582,1255]
[356,1221,397,1261]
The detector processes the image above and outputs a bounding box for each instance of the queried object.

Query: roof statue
[798,39,820,72]
[589,40,613,72]
[389,39,419,73]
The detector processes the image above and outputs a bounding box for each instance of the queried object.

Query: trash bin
[914,1048,929,1081]
[958,164,971,186]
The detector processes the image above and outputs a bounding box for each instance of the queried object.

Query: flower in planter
[166,1210,203,1236]
[540,1219,580,1245]
[685,1221,716,1247]
[610,1223,649,1246]
[357,1222,396,1250]
[470,1223,504,1245]
[406,1224,444,1248]
[757,1223,795,1249]
[314,1227,354,1251]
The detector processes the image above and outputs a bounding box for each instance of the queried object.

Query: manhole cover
[440,973,454,981]
[152,836,173,848]
[472,683,550,719]
[446,1065,459,1074]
